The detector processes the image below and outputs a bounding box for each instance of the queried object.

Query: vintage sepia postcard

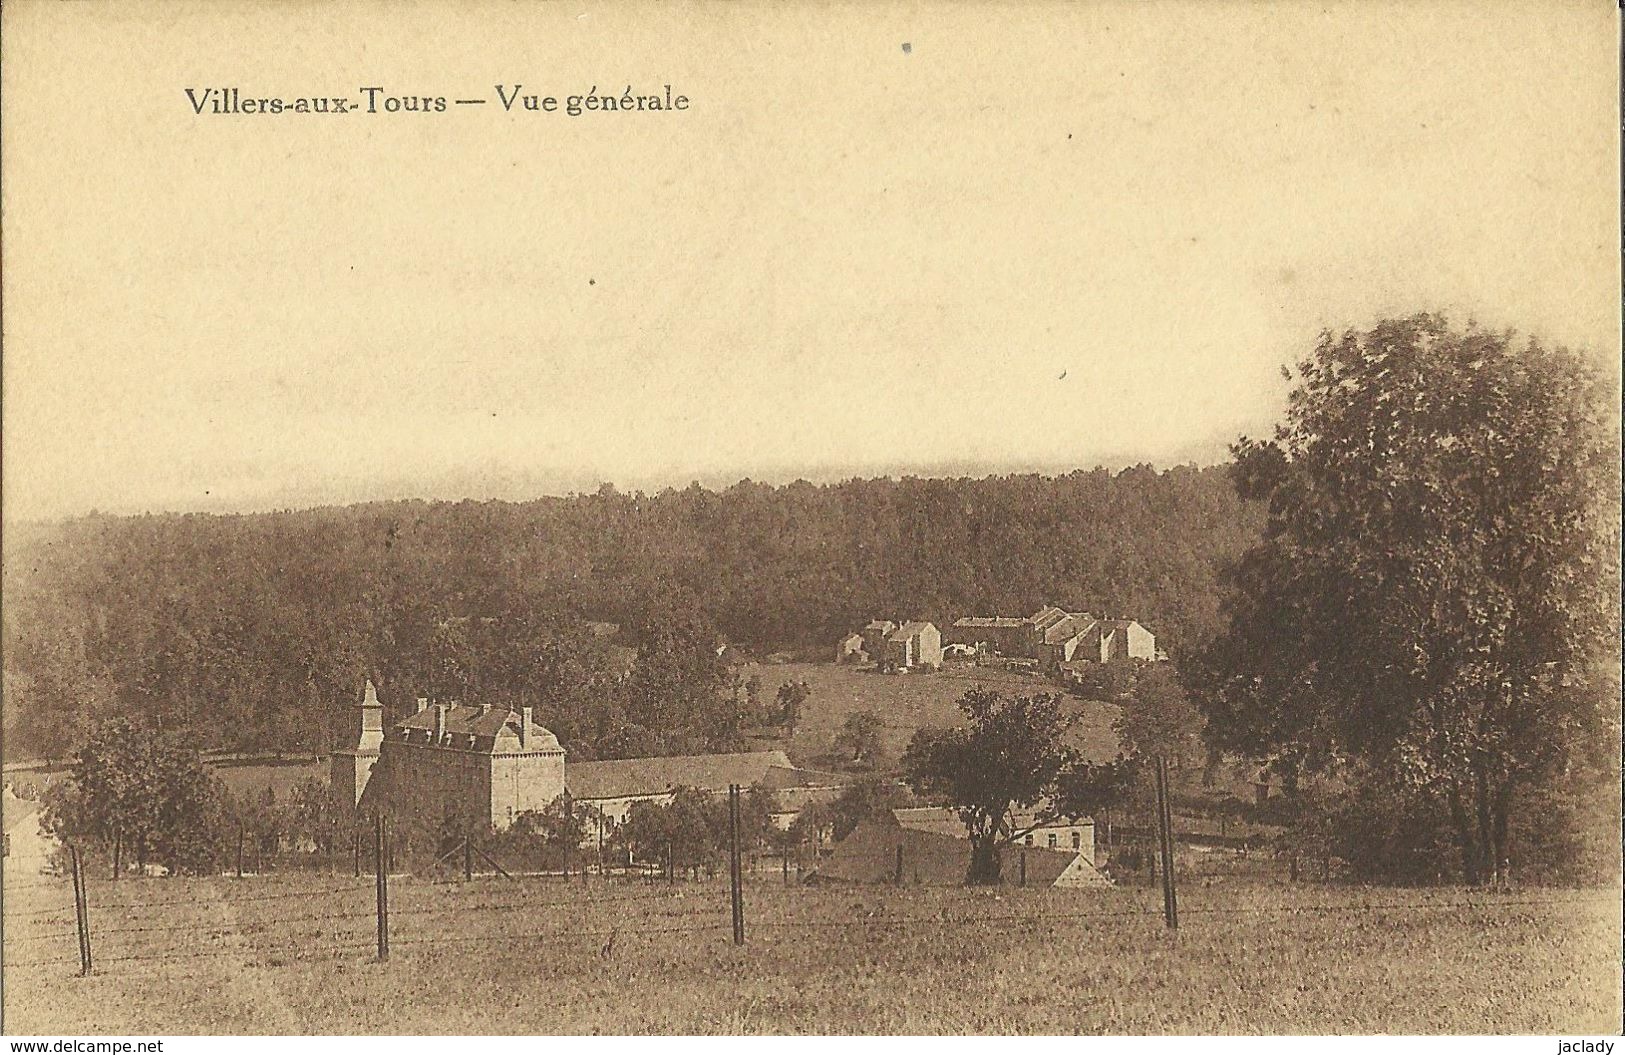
[2,0,1620,1042]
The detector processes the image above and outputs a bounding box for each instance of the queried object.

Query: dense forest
[2,465,1264,761]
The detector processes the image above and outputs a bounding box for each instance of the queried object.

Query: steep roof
[759,764,847,790]
[395,705,562,751]
[566,750,795,800]
[888,620,936,641]
[1043,614,1096,644]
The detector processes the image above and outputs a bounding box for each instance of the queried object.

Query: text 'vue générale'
[184,85,691,117]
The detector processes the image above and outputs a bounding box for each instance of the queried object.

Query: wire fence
[6,829,1618,978]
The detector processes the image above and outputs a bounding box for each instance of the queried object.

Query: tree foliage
[791,778,916,844]
[3,466,1262,760]
[1201,315,1620,884]
[775,680,810,737]
[616,785,775,874]
[1113,662,1204,769]
[41,716,231,875]
[834,710,886,767]
[901,689,1079,884]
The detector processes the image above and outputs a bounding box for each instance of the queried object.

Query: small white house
[892,805,1097,866]
[3,784,58,876]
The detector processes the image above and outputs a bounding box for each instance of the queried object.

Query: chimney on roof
[415,697,429,714]
[434,703,449,743]
[519,707,531,748]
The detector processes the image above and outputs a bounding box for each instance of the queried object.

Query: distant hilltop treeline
[2,465,1263,761]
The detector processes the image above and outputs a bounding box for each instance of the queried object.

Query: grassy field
[4,867,1618,1035]
[740,661,1124,773]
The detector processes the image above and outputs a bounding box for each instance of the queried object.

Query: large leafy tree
[1205,315,1619,884]
[42,716,231,875]
[791,777,916,845]
[1097,660,1205,770]
[902,689,1079,884]
[834,709,886,767]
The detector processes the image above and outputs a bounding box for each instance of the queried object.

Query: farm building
[816,813,1110,888]
[944,616,1031,655]
[835,632,867,663]
[948,606,1158,665]
[337,683,843,836]
[565,749,843,829]
[860,620,897,661]
[877,621,943,672]
[892,806,1097,865]
[1096,618,1157,662]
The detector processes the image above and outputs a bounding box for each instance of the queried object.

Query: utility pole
[374,812,390,961]
[728,784,745,945]
[1153,755,1178,929]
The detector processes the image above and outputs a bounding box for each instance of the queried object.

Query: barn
[815,813,1110,888]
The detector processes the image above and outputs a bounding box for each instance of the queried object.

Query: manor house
[333,681,841,834]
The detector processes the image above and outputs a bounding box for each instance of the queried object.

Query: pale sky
[2,1,1618,521]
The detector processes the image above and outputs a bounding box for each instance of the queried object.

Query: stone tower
[330,678,385,808]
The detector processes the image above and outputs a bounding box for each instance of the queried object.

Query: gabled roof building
[337,684,841,835]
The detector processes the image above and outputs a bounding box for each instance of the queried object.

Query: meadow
[3,866,1618,1035]
[739,661,1124,773]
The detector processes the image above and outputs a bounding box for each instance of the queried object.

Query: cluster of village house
[836,605,1159,672]
[326,654,1127,887]
[5,608,1158,888]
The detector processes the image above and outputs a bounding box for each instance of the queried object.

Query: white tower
[331,678,385,808]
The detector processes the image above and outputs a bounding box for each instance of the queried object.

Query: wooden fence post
[562,793,572,880]
[728,785,745,945]
[1154,755,1178,929]
[70,845,92,976]
[374,812,390,961]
